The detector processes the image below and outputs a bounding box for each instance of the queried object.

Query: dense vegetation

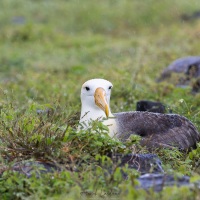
[0,0,200,199]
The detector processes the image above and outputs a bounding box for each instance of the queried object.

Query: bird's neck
[79,105,117,138]
[102,115,118,138]
[80,105,106,123]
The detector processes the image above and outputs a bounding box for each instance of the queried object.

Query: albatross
[79,79,200,150]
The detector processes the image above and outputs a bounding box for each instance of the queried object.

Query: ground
[0,0,200,199]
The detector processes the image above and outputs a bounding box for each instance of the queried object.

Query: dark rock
[12,16,26,25]
[137,173,191,192]
[158,56,200,82]
[11,154,163,178]
[112,153,164,174]
[192,78,200,93]
[157,56,200,93]
[136,100,165,113]
[12,160,61,178]
[181,11,200,21]
[36,108,54,116]
[5,157,200,192]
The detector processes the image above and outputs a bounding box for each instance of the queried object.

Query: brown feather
[114,111,200,150]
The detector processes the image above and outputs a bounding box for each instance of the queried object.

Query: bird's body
[114,111,199,150]
[79,79,200,150]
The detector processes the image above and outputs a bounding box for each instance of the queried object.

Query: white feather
[79,78,117,137]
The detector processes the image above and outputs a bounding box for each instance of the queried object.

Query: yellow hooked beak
[94,87,109,118]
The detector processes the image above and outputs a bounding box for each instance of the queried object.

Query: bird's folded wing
[114,111,200,150]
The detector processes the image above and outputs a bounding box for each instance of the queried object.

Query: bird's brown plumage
[114,111,200,150]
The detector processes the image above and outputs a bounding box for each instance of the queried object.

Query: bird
[79,79,200,151]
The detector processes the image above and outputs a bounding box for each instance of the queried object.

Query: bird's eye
[108,86,112,90]
[85,86,90,91]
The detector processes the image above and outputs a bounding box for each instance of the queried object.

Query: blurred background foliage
[0,0,200,114]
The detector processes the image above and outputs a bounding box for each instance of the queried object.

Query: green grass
[0,0,200,199]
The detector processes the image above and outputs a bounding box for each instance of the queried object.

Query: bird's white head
[80,79,113,122]
[79,78,117,137]
[80,78,113,125]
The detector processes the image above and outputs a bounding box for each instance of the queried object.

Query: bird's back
[114,111,200,150]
